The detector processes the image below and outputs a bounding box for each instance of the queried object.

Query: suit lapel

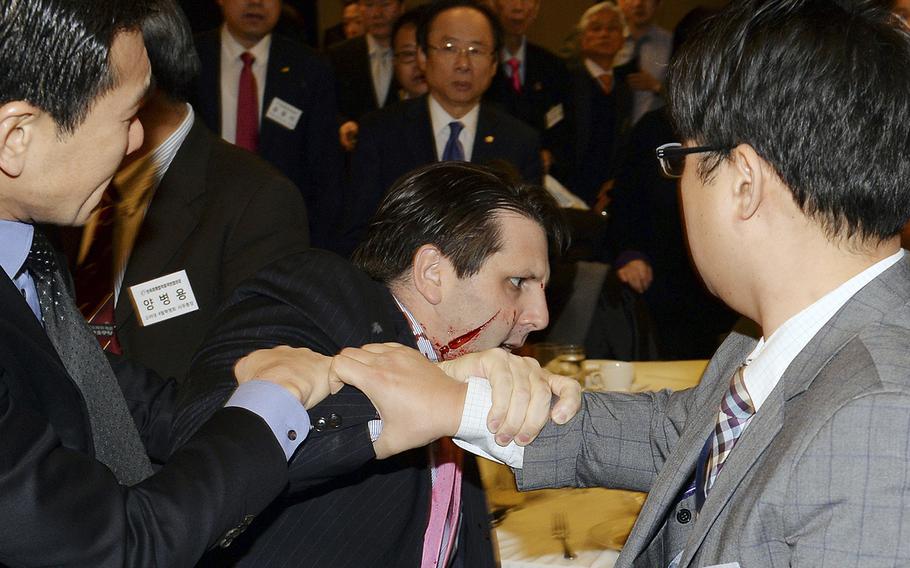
[115,120,210,330]
[621,334,756,563]
[472,104,500,165]
[259,36,297,155]
[406,97,437,164]
[676,256,910,567]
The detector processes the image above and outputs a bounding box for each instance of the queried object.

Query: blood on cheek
[437,310,501,359]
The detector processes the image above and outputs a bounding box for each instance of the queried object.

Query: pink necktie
[421,438,463,567]
[236,52,259,152]
[507,57,522,94]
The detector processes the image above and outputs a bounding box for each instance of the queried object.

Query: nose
[521,286,549,331]
[454,49,472,70]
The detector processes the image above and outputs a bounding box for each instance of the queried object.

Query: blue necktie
[441,121,465,161]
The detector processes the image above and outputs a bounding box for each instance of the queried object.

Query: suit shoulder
[327,35,366,63]
[527,43,568,70]
[207,135,300,195]
[854,314,910,390]
[271,34,333,73]
[488,104,539,140]
[359,98,416,131]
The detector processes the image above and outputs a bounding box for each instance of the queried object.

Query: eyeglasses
[655,143,723,179]
[394,49,418,64]
[428,41,493,61]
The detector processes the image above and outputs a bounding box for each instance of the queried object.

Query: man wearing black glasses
[343,1,910,566]
[338,0,543,256]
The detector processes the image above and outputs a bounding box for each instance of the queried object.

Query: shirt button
[676,508,692,524]
[287,430,297,441]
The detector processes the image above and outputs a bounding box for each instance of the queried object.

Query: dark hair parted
[141,0,200,103]
[0,0,150,135]
[668,0,910,242]
[392,5,429,44]
[352,162,569,284]
[416,0,504,55]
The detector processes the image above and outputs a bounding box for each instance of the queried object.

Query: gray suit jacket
[518,255,910,567]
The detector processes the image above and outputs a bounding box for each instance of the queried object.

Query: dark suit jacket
[326,34,401,123]
[485,41,574,181]
[567,60,635,203]
[110,119,309,383]
[174,250,496,568]
[192,30,342,247]
[0,251,288,567]
[339,95,543,255]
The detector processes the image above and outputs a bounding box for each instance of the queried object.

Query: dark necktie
[441,121,465,162]
[236,51,259,152]
[695,365,754,511]
[74,188,121,354]
[28,230,153,485]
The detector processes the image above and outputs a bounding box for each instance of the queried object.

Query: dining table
[479,359,710,568]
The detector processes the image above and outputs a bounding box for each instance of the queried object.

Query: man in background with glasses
[338,0,542,255]
[342,1,910,566]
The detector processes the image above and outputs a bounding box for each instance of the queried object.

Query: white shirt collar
[366,33,391,56]
[584,58,612,80]
[427,95,481,161]
[501,36,527,70]
[221,25,272,64]
[393,296,440,362]
[743,249,906,411]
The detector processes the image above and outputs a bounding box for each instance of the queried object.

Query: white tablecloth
[484,360,709,567]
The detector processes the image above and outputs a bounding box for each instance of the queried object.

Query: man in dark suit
[328,0,404,151]
[0,1,330,564]
[486,0,573,182]
[191,0,342,247]
[175,161,570,567]
[72,0,309,383]
[339,0,543,255]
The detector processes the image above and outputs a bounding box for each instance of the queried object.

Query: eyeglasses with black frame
[655,143,722,179]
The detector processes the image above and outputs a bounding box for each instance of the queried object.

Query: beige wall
[318,0,729,53]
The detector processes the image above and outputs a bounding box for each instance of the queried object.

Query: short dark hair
[416,0,504,54]
[668,0,910,242]
[353,162,569,284]
[0,0,149,135]
[392,6,428,45]
[141,0,200,103]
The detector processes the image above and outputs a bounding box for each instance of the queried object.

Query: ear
[411,244,445,305]
[0,102,40,178]
[729,144,765,221]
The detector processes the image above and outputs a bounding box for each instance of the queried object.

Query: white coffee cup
[583,360,635,391]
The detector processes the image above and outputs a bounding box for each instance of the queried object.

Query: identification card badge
[545,103,564,129]
[265,97,303,130]
[128,269,199,327]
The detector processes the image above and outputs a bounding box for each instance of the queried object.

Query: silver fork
[551,512,576,560]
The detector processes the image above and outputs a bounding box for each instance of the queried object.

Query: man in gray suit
[338,1,910,566]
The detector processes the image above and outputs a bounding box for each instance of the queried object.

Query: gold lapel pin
[533,82,543,91]
[280,66,290,73]
[484,135,494,144]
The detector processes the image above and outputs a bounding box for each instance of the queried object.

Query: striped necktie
[696,365,754,511]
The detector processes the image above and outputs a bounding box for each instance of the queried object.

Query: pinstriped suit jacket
[174,250,495,567]
[518,255,910,567]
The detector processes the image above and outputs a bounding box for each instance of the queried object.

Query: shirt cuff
[453,377,524,468]
[225,380,310,461]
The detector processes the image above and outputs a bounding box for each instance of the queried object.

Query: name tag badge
[128,269,199,327]
[265,97,303,130]
[545,103,564,129]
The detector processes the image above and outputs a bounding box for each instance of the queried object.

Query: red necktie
[507,57,522,94]
[236,51,259,152]
[74,188,122,354]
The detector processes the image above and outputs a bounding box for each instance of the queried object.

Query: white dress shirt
[428,95,480,162]
[584,58,613,83]
[219,27,271,144]
[367,33,393,108]
[454,249,907,468]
